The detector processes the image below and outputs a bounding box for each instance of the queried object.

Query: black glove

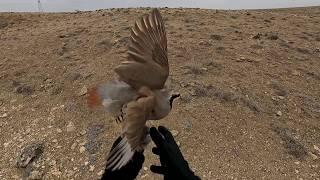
[101,136,144,180]
[149,126,201,180]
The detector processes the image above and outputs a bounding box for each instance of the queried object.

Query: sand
[0,7,319,179]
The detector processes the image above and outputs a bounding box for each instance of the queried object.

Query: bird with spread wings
[86,8,180,171]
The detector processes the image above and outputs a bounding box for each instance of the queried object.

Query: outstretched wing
[114,8,168,90]
[105,95,155,171]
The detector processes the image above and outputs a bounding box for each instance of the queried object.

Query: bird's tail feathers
[86,80,136,114]
[106,136,135,171]
[87,86,103,108]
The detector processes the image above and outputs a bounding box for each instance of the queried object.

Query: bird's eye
[151,109,155,113]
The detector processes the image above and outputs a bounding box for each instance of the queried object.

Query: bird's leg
[142,127,151,146]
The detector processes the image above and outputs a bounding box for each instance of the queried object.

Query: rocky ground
[0,6,320,180]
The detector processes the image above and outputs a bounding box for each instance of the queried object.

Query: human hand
[101,136,145,180]
[149,126,200,180]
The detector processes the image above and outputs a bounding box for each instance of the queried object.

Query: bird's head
[147,90,180,120]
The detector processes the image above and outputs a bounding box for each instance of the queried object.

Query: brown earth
[0,6,320,180]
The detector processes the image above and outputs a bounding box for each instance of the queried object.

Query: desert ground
[0,6,319,180]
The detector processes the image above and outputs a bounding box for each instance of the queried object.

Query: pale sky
[0,0,319,12]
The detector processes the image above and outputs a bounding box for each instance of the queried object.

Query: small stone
[97,170,104,176]
[66,121,75,132]
[198,41,210,46]
[50,86,63,95]
[143,167,148,171]
[16,142,44,168]
[29,170,43,180]
[49,160,57,166]
[71,143,77,150]
[276,111,282,116]
[314,145,320,153]
[310,152,318,160]
[80,146,86,153]
[0,113,8,118]
[295,169,299,173]
[252,33,262,39]
[73,167,78,171]
[52,139,58,143]
[3,142,9,148]
[89,165,95,172]
[57,128,62,133]
[66,170,75,177]
[66,72,82,82]
[190,89,197,96]
[236,56,246,62]
[78,86,88,96]
[84,161,89,166]
[292,70,300,76]
[177,141,181,147]
[171,130,179,137]
[45,78,53,84]
[268,34,279,40]
[180,83,187,87]
[79,129,86,136]
[210,34,222,40]
[26,128,31,134]
[15,84,34,95]
[183,120,192,131]
[245,58,256,62]
[52,170,62,176]
[294,161,300,165]
[278,96,285,100]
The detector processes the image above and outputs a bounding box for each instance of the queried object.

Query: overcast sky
[0,0,319,12]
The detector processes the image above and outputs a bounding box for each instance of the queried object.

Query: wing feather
[114,8,168,90]
[105,94,154,171]
[123,95,154,150]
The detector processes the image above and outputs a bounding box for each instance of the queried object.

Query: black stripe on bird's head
[169,93,180,108]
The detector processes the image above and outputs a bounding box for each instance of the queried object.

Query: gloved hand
[149,126,201,180]
[101,136,144,180]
